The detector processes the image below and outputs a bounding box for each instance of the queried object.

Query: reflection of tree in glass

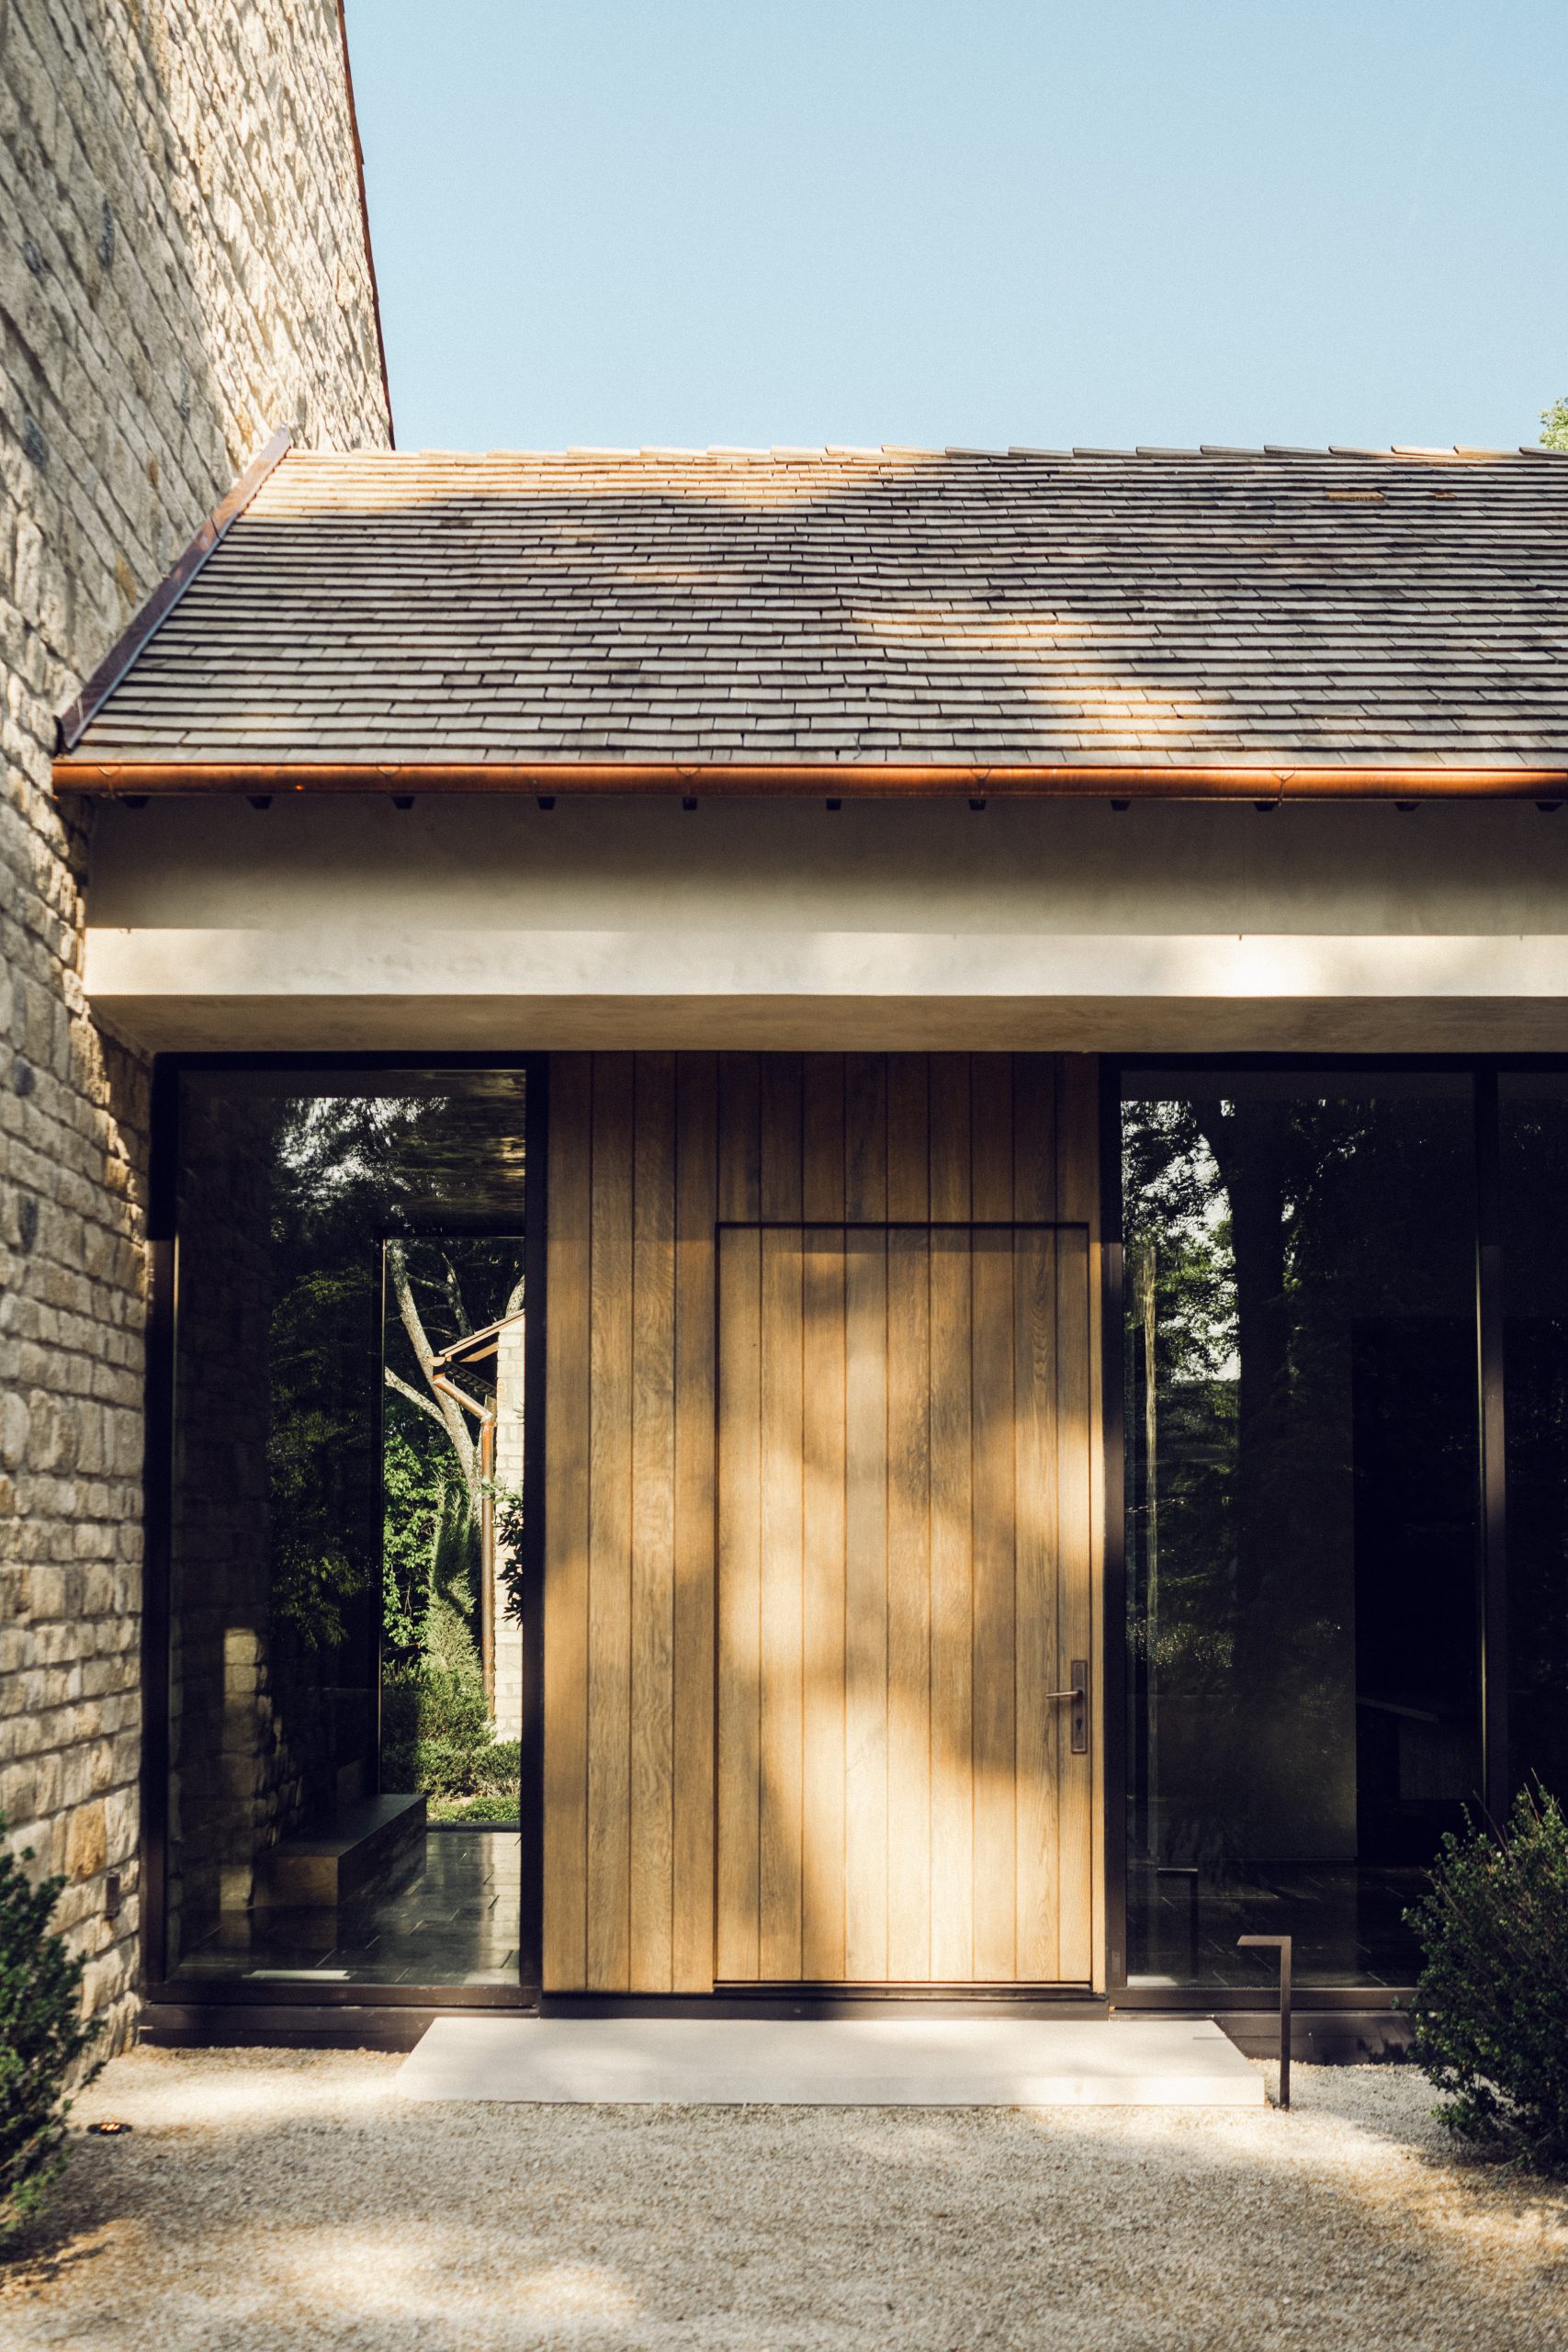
[381,1234,524,1670]
[1498,1097,1568,1806]
[259,1092,525,1813]
[1125,1091,1475,1877]
[264,1099,390,1663]
[379,1418,472,1660]
[267,1262,378,1653]
[262,1092,524,1648]
[377,1236,525,1815]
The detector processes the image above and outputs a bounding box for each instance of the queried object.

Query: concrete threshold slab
[395,2016,1264,2107]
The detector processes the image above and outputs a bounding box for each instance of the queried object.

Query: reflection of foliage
[272,1527,366,1652]
[1123,1102,1238,1708]
[384,1235,525,1523]
[1407,1786,1568,2173]
[1497,1098,1568,1808]
[1124,1100,1238,1384]
[381,1236,525,1687]
[263,1087,523,1658]
[265,1114,391,1662]
[376,1234,523,1812]
[430,1787,521,1825]
[258,1089,524,1813]
[1124,1088,1478,1876]
[380,1415,478,1664]
[381,1589,516,1805]
[492,1483,525,1629]
[267,1264,378,1653]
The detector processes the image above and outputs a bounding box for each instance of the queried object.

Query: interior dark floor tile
[173,1826,524,1989]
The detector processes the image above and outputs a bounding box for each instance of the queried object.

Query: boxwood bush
[380,1585,519,1815]
[0,1821,102,2241]
[1406,1786,1568,2173]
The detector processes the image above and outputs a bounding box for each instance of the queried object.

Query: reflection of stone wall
[0,0,389,2041]
[492,1320,525,1742]
[167,1091,299,1962]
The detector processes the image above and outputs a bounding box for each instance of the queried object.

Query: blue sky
[347,0,1568,456]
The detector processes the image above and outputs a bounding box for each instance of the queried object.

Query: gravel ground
[1,2047,1565,2350]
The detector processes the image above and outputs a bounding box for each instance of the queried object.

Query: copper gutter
[433,1311,523,1367]
[51,756,1568,800]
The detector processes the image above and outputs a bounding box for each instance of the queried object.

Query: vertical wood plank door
[716,1223,1094,1987]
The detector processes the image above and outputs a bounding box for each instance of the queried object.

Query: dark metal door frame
[140,1050,548,2018]
[140,1046,1546,2028]
[1100,1050,1534,2004]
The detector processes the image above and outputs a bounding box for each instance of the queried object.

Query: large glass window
[165,1068,528,1988]
[1122,1070,1482,1988]
[1500,1078,1568,1807]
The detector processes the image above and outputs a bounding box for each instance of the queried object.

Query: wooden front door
[716,1222,1094,1986]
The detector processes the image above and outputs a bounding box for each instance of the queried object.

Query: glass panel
[1500,1078,1568,1807]
[1122,1069,1481,1987]
[165,1069,527,1988]
[379,1235,525,1826]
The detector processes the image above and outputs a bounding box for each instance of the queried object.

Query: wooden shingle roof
[54,442,1568,797]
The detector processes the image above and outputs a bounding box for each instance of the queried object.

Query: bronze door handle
[1043,1662,1089,1754]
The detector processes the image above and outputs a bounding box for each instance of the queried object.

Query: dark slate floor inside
[175,1826,522,1987]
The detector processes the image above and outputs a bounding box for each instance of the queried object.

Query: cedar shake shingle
[56,445,1568,776]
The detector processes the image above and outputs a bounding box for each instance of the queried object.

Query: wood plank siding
[542,1052,1102,1994]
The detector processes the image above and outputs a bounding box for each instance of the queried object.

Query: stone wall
[163,1085,289,1972]
[0,0,389,2043]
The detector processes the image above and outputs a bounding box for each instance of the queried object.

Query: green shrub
[381,1589,492,1773]
[1405,1786,1568,2173]
[379,1593,518,1804]
[0,1822,102,2241]
[381,1668,491,1758]
[468,1738,519,1791]
[382,1732,519,1802]
[428,1791,521,1826]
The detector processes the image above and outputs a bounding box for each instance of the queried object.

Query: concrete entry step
[396,2015,1264,2107]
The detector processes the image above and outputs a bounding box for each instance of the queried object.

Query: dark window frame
[141,1052,549,2016]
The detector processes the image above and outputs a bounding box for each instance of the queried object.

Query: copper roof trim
[51,757,1568,801]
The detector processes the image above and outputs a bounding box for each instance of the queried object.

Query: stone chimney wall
[0,0,391,2046]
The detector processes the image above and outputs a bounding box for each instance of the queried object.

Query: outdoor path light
[1237,1935,1292,2109]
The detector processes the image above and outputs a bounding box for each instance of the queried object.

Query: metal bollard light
[1237,1934,1292,2109]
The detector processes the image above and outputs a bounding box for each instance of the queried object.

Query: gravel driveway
[2,2045,1564,2349]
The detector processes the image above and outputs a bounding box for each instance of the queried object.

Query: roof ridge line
[55,427,293,755]
[286,440,1549,466]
